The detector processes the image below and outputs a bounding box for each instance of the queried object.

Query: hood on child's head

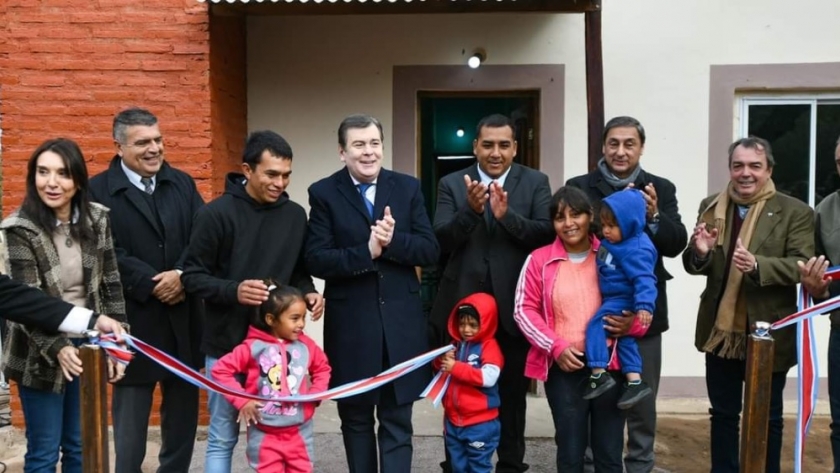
[447,292,498,343]
[602,189,647,240]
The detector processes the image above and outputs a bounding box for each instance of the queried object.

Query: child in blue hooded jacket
[582,188,658,409]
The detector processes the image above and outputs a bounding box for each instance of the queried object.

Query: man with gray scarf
[567,116,687,473]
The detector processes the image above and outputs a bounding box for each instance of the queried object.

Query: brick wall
[209,13,247,197]
[8,381,210,427]
[0,0,249,428]
[0,0,215,206]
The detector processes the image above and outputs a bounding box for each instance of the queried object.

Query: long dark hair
[21,138,96,243]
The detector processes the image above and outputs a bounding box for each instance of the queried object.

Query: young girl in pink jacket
[212,282,331,472]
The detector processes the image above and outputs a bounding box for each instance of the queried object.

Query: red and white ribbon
[93,333,453,403]
[768,267,840,473]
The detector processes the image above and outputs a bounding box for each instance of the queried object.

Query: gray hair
[728,136,775,168]
[603,116,646,145]
[113,108,158,143]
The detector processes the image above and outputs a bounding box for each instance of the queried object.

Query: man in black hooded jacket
[182,130,324,471]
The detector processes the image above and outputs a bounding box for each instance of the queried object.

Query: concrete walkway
[0,395,829,472]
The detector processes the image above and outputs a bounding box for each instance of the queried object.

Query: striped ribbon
[93,333,453,403]
[420,370,452,408]
[767,266,840,473]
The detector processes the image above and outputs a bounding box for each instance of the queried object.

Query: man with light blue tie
[306,114,440,472]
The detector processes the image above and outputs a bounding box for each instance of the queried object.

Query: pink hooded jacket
[513,236,648,381]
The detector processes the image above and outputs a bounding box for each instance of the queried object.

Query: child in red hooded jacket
[434,292,504,473]
[212,282,331,473]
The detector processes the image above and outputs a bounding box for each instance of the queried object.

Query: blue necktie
[357,183,375,218]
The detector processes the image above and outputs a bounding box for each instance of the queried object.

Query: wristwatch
[87,313,100,331]
[650,211,660,223]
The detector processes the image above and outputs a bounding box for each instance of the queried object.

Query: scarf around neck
[597,157,642,189]
[698,179,777,359]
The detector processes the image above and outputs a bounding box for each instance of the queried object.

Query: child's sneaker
[617,381,653,410]
[582,372,616,400]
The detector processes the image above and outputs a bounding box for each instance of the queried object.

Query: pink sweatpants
[246,419,314,472]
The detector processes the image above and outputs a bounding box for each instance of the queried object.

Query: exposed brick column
[0,0,214,210]
[209,13,247,197]
[0,0,221,427]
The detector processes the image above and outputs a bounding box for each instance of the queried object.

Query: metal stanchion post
[80,331,109,473]
[740,321,775,473]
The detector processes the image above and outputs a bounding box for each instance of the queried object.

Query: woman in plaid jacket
[1,138,127,473]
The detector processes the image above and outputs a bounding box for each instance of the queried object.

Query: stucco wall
[247,0,840,379]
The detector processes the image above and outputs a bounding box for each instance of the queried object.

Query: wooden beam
[209,0,599,16]
[584,1,604,171]
[741,331,774,472]
[80,343,109,473]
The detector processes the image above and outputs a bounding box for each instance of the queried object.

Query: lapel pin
[767,212,773,217]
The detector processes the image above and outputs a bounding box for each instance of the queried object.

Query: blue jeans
[705,353,787,473]
[829,327,840,473]
[18,371,82,472]
[204,355,241,473]
[544,364,624,473]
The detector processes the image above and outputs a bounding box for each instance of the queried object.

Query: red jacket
[433,293,504,427]
[212,326,331,431]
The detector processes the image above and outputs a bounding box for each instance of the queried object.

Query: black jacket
[0,274,79,331]
[90,156,205,384]
[430,164,555,338]
[182,172,316,359]
[567,168,687,337]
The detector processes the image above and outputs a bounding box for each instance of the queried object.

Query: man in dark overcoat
[305,114,440,473]
[567,116,687,473]
[90,107,204,473]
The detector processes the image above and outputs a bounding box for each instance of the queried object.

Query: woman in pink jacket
[514,186,640,473]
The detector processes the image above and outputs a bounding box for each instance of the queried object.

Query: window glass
[746,103,810,203]
[816,104,840,205]
[744,100,840,206]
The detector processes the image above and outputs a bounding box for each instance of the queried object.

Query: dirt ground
[654,416,833,473]
[0,416,834,472]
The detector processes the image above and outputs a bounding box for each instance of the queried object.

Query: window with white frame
[740,97,840,207]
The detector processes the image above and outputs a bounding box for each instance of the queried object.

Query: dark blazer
[90,156,205,384]
[0,274,80,331]
[683,191,814,372]
[567,168,688,337]
[430,163,555,337]
[306,168,440,405]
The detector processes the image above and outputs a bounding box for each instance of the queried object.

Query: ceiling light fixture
[467,49,486,69]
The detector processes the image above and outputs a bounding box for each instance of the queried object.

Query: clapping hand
[798,255,831,299]
[464,175,488,215]
[488,181,508,220]
[628,182,659,221]
[732,238,757,274]
[692,222,718,257]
